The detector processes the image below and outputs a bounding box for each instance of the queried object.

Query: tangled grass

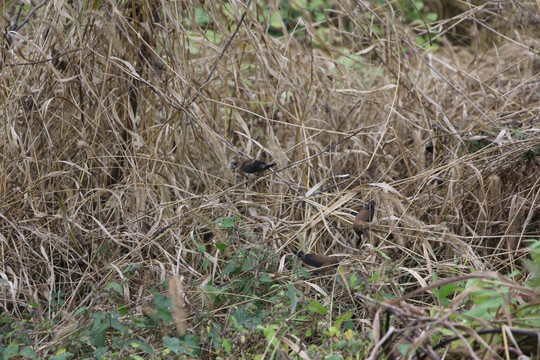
[1,0,539,358]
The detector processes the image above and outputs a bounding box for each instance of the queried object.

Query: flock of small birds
[231,157,376,270]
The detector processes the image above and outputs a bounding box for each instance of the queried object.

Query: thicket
[1,0,539,359]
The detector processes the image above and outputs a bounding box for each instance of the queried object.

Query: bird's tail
[262,163,277,171]
[366,200,376,222]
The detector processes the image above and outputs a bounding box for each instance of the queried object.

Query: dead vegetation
[1,0,539,358]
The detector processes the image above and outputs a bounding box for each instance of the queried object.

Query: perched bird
[295,251,339,268]
[353,200,376,240]
[231,159,276,178]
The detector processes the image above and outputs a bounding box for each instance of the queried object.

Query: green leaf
[108,314,125,332]
[195,7,210,25]
[325,355,343,360]
[222,338,232,355]
[308,300,328,315]
[433,281,459,306]
[232,306,249,328]
[398,343,411,355]
[106,281,123,295]
[349,274,358,289]
[126,339,154,354]
[412,0,424,11]
[154,291,173,323]
[380,291,396,300]
[213,216,241,229]
[19,346,37,359]
[117,305,128,316]
[49,350,74,360]
[369,271,380,282]
[93,347,108,359]
[163,336,183,354]
[294,0,308,8]
[221,259,241,278]
[241,257,254,272]
[438,283,458,298]
[216,243,228,251]
[221,3,234,21]
[163,335,200,356]
[299,267,311,278]
[258,323,279,343]
[465,297,504,318]
[155,307,172,323]
[524,239,540,288]
[373,247,391,260]
[334,312,353,329]
[308,0,324,10]
[425,12,438,21]
[287,283,297,314]
[123,263,136,274]
[470,288,505,303]
[205,284,222,299]
[73,306,88,316]
[4,343,19,358]
[259,273,273,283]
[269,12,282,29]
[90,313,108,347]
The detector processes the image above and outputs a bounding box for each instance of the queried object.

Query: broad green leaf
[308,300,328,315]
[334,312,353,329]
[4,343,19,358]
[425,12,438,21]
[465,297,504,317]
[269,12,282,29]
[398,343,411,355]
[50,350,75,360]
[241,257,254,272]
[106,281,123,295]
[222,338,232,355]
[326,354,343,360]
[195,7,210,25]
[126,339,154,354]
[287,283,297,313]
[216,243,228,251]
[163,335,200,356]
[259,273,273,283]
[90,313,108,347]
[19,346,37,359]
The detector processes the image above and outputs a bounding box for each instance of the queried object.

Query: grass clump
[1,0,539,358]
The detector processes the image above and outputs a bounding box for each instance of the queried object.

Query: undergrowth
[1,0,539,359]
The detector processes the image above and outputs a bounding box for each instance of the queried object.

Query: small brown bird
[295,251,339,268]
[231,159,276,178]
[353,200,376,240]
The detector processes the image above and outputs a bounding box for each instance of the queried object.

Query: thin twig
[4,47,83,66]
[188,0,253,106]
[11,0,50,32]
[277,128,364,173]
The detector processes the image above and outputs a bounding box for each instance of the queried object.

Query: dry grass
[1,0,539,358]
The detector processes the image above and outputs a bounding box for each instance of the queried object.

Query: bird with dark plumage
[295,251,339,268]
[353,200,375,241]
[231,159,276,178]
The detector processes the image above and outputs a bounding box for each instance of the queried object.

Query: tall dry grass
[1,0,539,356]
